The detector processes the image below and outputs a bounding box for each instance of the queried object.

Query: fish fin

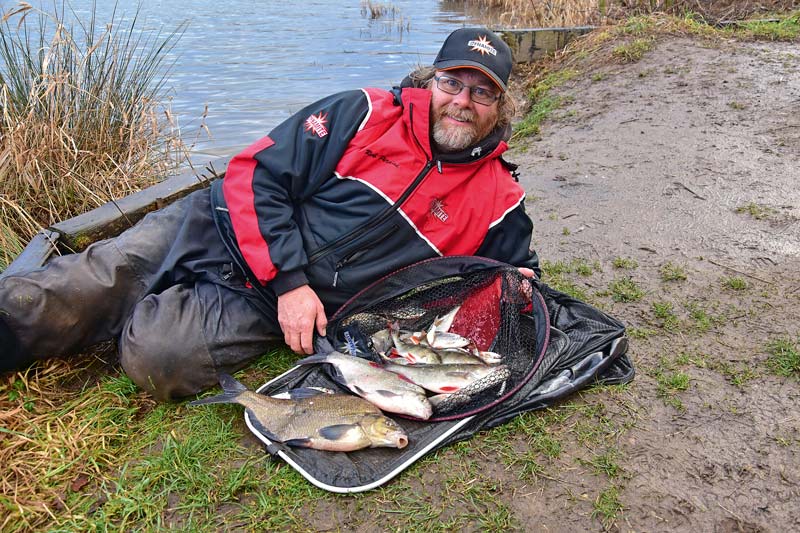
[439,386,460,393]
[286,387,328,399]
[376,389,401,398]
[318,423,362,441]
[283,438,313,448]
[352,385,367,396]
[188,372,246,406]
[218,372,248,393]
[187,392,240,407]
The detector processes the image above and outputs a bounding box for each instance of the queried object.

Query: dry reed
[0,2,189,268]
[451,0,800,27]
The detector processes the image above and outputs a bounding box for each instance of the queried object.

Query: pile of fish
[301,304,510,417]
[190,305,510,453]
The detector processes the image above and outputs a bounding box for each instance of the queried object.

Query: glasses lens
[436,76,498,106]
[436,76,462,95]
[470,87,497,105]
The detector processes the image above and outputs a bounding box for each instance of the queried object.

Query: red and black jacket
[211,86,539,313]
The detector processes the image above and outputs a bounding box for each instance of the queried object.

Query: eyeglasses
[434,75,500,106]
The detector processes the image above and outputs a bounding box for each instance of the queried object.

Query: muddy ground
[506,35,800,531]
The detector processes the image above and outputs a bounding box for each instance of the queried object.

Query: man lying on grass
[0,28,539,401]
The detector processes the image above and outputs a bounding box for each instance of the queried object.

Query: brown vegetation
[0,4,189,267]
[450,0,800,27]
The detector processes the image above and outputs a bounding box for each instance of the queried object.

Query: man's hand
[277,285,327,354]
[518,267,536,278]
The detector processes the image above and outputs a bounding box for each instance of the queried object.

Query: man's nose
[451,86,473,107]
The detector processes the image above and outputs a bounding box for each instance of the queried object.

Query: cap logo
[304,112,329,137]
[467,35,497,56]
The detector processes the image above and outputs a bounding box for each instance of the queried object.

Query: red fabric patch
[449,276,503,351]
[223,136,277,285]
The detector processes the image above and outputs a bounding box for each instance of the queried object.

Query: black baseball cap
[433,27,513,92]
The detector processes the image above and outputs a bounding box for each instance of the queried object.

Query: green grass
[686,302,722,333]
[735,202,776,220]
[651,301,679,331]
[608,277,644,303]
[512,69,578,141]
[581,449,623,479]
[734,12,800,41]
[659,261,687,282]
[592,484,624,529]
[611,38,654,62]
[655,370,690,410]
[765,337,800,378]
[540,258,599,301]
[612,257,638,270]
[627,327,655,339]
[722,276,748,290]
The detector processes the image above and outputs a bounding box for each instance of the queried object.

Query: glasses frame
[433,75,500,106]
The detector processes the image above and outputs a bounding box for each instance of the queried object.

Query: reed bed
[0,2,188,268]
[450,0,800,27]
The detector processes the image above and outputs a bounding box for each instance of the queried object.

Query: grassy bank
[0,3,187,269]
[511,10,799,144]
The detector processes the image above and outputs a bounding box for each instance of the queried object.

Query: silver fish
[390,325,442,364]
[297,350,433,420]
[189,374,408,452]
[370,328,393,354]
[428,331,471,350]
[436,348,488,366]
[381,361,508,394]
[427,364,513,411]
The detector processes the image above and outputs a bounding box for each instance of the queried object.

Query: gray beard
[432,119,479,152]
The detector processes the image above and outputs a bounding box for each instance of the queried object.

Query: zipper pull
[436,160,442,173]
[333,270,339,288]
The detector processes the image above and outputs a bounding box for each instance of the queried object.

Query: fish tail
[188,372,246,406]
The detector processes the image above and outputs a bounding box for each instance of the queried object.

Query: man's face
[430,68,501,153]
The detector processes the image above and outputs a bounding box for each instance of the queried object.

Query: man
[0,27,540,400]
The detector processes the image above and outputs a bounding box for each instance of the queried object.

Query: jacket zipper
[332,223,399,287]
[307,158,437,267]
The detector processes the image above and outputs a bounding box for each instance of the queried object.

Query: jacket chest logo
[430,198,449,222]
[304,112,329,137]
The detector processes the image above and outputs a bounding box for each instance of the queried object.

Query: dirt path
[508,35,800,531]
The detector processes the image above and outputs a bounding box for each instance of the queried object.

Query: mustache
[436,105,476,123]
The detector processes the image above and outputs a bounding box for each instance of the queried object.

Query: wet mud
[508,36,800,531]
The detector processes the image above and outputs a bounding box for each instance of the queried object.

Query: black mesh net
[327,259,547,421]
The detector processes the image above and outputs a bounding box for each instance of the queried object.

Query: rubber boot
[0,315,32,373]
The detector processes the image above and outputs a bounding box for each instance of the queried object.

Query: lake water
[2,0,484,160]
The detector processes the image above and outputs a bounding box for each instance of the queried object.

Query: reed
[454,0,800,27]
[0,2,188,268]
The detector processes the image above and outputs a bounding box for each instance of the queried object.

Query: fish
[428,331,471,350]
[427,364,513,410]
[425,305,461,345]
[390,324,442,364]
[189,373,408,452]
[370,328,393,354]
[436,348,489,365]
[380,361,509,394]
[297,345,433,420]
